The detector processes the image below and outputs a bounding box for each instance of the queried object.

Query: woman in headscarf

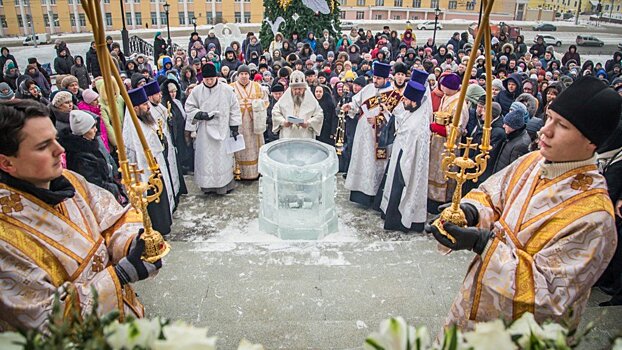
[315,84,337,146]
[161,78,193,176]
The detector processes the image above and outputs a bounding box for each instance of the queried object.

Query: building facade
[0,0,530,37]
[527,0,622,16]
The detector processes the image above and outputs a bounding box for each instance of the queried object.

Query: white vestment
[380,89,432,227]
[150,103,181,198]
[122,108,176,215]
[184,81,242,190]
[272,87,324,139]
[344,83,395,196]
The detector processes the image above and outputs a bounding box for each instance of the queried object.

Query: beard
[137,108,156,125]
[394,80,406,89]
[404,103,418,112]
[293,95,304,107]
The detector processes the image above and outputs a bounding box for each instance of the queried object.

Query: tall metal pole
[119,0,130,55]
[575,0,581,25]
[165,7,172,55]
[432,9,440,46]
[478,0,483,26]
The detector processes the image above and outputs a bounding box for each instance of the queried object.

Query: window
[17,14,23,27]
[357,0,365,5]
[188,11,195,22]
[104,0,110,3]
[243,11,250,22]
[394,0,402,5]
[135,12,142,25]
[0,15,7,28]
[393,15,401,19]
[207,11,214,24]
[430,0,439,8]
[339,11,346,19]
[375,0,383,6]
[151,11,157,24]
[160,13,167,24]
[412,0,420,7]
[448,0,457,9]
[126,12,132,25]
[105,12,113,25]
[356,10,365,19]
[234,11,241,22]
[178,12,186,24]
[374,14,383,19]
[79,13,86,26]
[466,1,474,10]
[0,0,3,6]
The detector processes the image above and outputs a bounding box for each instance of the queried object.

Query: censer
[81,0,170,262]
[432,0,495,243]
[334,110,346,155]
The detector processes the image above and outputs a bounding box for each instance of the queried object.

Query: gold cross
[0,193,23,214]
[458,137,479,158]
[91,252,106,273]
[571,174,593,191]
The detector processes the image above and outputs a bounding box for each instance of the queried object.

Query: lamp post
[163,2,172,55]
[192,16,197,32]
[432,7,441,46]
[119,0,130,54]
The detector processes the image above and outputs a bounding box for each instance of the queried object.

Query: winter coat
[58,128,123,202]
[493,127,530,173]
[495,73,523,115]
[77,101,110,151]
[513,36,527,56]
[0,49,18,80]
[154,33,168,62]
[222,47,242,71]
[561,45,581,67]
[71,56,91,90]
[50,105,72,132]
[3,66,20,91]
[26,65,51,98]
[86,47,102,78]
[529,41,547,58]
[95,79,125,148]
[54,54,74,75]
[204,34,222,56]
[316,87,337,146]
[605,51,622,73]
[245,41,263,62]
[179,65,197,92]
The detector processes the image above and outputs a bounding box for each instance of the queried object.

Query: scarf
[1,171,75,205]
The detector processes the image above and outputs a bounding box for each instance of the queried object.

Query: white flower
[105,318,161,350]
[507,312,544,348]
[541,322,568,343]
[364,317,432,350]
[612,338,622,350]
[154,321,217,350]
[463,319,517,350]
[0,332,25,350]
[238,338,265,350]
[413,326,431,350]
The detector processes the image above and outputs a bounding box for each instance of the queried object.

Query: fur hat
[289,70,307,88]
[52,91,73,107]
[70,110,97,136]
[549,76,622,146]
[61,75,79,89]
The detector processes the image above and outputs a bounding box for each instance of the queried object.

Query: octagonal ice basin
[258,139,339,240]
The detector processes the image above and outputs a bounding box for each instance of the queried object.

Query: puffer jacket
[493,127,530,173]
[70,56,91,90]
[495,73,523,115]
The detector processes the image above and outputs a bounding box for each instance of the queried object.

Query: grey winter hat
[70,110,97,136]
[237,65,251,74]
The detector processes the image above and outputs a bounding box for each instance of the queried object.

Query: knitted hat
[237,65,251,74]
[465,84,485,105]
[342,70,356,82]
[440,73,461,91]
[428,74,437,81]
[304,69,316,77]
[254,73,262,82]
[143,80,161,96]
[289,70,307,88]
[201,63,217,78]
[128,87,148,106]
[503,109,525,130]
[353,76,367,87]
[82,88,99,104]
[491,102,502,118]
[492,79,504,91]
[549,76,622,146]
[0,82,14,100]
[410,68,428,85]
[61,75,79,89]
[372,62,391,78]
[70,110,97,136]
[130,73,148,88]
[271,83,285,92]
[52,91,73,107]
[510,101,529,123]
[526,117,544,134]
[403,81,426,106]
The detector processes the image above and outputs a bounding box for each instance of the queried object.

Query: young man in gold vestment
[427,76,622,330]
[0,100,162,331]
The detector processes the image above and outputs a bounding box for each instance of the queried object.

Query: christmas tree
[260,0,342,47]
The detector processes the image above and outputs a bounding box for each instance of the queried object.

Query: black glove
[429,222,494,255]
[230,126,239,141]
[436,202,480,227]
[194,111,214,121]
[114,229,162,285]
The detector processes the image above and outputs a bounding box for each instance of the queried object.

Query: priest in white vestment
[272,70,324,139]
[185,63,242,194]
[380,75,431,232]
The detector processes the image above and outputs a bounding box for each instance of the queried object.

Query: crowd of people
[1,23,622,332]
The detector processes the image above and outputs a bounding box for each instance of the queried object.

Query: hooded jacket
[537,81,565,118]
[605,51,622,73]
[562,45,581,67]
[26,64,52,97]
[0,47,18,80]
[221,47,242,72]
[71,55,91,90]
[54,51,74,75]
[203,32,222,56]
[154,32,168,62]
[86,47,102,78]
[495,73,523,115]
